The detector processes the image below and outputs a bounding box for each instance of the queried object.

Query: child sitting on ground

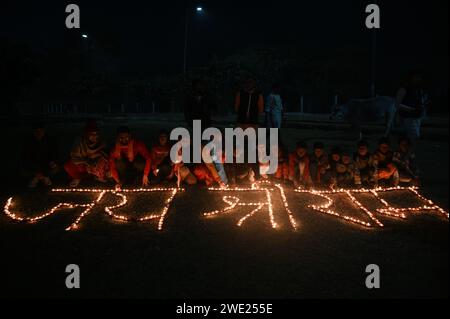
[373,137,399,187]
[150,130,173,184]
[225,147,256,186]
[393,136,420,186]
[289,141,313,189]
[64,121,109,187]
[326,146,341,189]
[354,140,377,188]
[258,142,288,183]
[273,143,289,183]
[22,122,60,188]
[332,149,355,189]
[309,142,329,188]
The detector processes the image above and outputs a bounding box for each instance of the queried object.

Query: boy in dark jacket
[309,142,329,188]
[354,140,377,188]
[150,130,173,184]
[289,141,313,188]
[235,78,264,128]
[393,137,420,186]
[22,123,59,188]
[333,149,355,189]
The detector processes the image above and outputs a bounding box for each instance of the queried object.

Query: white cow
[331,96,397,138]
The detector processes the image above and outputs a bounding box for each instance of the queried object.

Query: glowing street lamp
[82,34,88,39]
[184,4,205,78]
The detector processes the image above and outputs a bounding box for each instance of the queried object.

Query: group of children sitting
[23,121,420,190]
[278,137,420,190]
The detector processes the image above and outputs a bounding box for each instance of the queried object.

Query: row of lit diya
[3,182,449,231]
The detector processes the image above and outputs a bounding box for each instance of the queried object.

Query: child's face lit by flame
[33,128,46,141]
[358,146,369,157]
[87,131,99,144]
[342,155,351,165]
[314,148,324,158]
[399,140,410,153]
[332,154,340,162]
[379,143,390,155]
[118,133,131,146]
[296,147,307,158]
[159,134,168,146]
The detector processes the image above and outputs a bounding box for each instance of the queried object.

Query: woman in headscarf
[64,121,109,187]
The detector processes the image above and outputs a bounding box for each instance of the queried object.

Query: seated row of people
[283,137,420,189]
[165,135,420,190]
[22,122,420,190]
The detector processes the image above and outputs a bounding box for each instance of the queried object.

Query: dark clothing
[152,156,173,183]
[373,150,399,186]
[109,139,152,183]
[114,157,147,185]
[150,143,173,182]
[151,144,171,169]
[393,150,419,182]
[399,86,426,119]
[185,93,214,128]
[309,154,329,185]
[334,162,355,188]
[354,153,376,186]
[288,152,313,186]
[225,163,254,184]
[236,90,264,125]
[373,150,395,170]
[326,157,355,188]
[22,136,59,175]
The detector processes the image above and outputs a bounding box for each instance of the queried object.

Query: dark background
[1,0,448,115]
[0,1,448,299]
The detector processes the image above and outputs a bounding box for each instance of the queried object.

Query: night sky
[1,0,448,77]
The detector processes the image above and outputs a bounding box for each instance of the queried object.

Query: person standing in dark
[184,79,214,128]
[396,71,429,144]
[265,83,284,129]
[235,78,264,129]
[21,123,59,188]
[235,78,264,180]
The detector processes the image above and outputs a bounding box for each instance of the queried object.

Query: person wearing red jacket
[109,126,152,190]
[289,141,313,189]
[235,78,264,128]
[274,144,289,183]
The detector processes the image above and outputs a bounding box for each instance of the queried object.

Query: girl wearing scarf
[64,121,109,187]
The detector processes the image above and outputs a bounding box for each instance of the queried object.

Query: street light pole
[370,20,377,98]
[183,6,189,79]
[370,0,379,98]
[183,4,203,80]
